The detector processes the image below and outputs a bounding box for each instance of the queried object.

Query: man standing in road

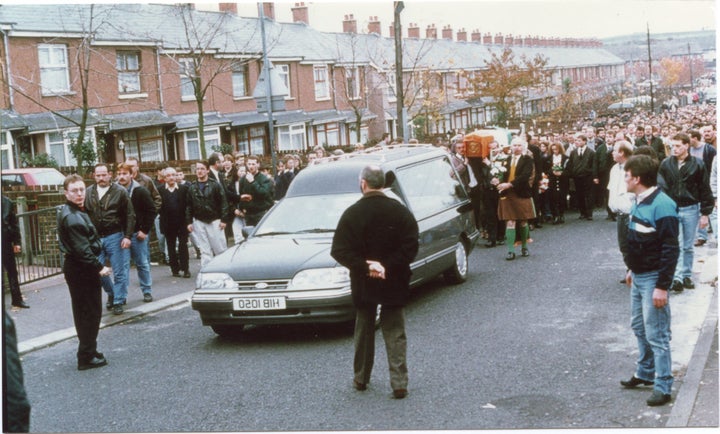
[620,154,679,407]
[331,165,419,399]
[607,140,634,282]
[125,157,165,263]
[116,163,156,303]
[85,164,135,315]
[237,155,274,226]
[186,160,231,268]
[159,167,191,278]
[2,195,29,308]
[58,174,112,371]
[658,133,713,292]
[567,135,596,220]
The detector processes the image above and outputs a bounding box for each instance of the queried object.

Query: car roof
[286,144,448,197]
[2,168,62,174]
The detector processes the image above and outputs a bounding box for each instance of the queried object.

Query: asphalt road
[17,214,717,432]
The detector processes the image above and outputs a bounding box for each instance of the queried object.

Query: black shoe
[484,241,496,248]
[670,280,684,292]
[11,300,29,309]
[586,216,593,221]
[112,304,124,315]
[505,252,516,261]
[353,380,367,391]
[646,390,671,406]
[558,216,565,224]
[172,271,181,277]
[521,248,529,257]
[78,355,108,371]
[183,271,191,278]
[682,277,695,289]
[106,297,114,311]
[620,376,654,388]
[552,217,560,225]
[578,215,586,220]
[392,389,408,399]
[143,293,153,303]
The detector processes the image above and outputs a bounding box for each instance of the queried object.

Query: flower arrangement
[551,164,563,172]
[490,153,509,181]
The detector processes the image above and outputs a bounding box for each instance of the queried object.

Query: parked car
[191,145,480,336]
[1,168,65,189]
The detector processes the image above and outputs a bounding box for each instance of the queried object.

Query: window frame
[38,44,70,95]
[277,123,306,152]
[179,58,196,101]
[120,127,164,162]
[313,65,330,101]
[232,62,249,99]
[276,64,292,99]
[345,67,361,100]
[116,51,142,94]
[184,127,220,160]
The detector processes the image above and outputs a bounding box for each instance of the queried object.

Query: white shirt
[607,162,633,214]
[96,185,110,200]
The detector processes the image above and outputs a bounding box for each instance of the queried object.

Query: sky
[212,0,718,40]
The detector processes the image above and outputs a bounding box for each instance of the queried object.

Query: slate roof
[0,110,28,131]
[104,110,175,132]
[21,109,106,133]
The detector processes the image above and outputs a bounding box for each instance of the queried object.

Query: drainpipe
[155,42,164,111]
[1,27,15,109]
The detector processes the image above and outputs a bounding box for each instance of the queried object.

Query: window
[47,132,67,166]
[237,126,266,155]
[277,123,305,152]
[395,157,466,220]
[116,51,141,93]
[179,58,196,100]
[38,44,70,95]
[121,128,164,162]
[346,67,360,100]
[315,123,339,147]
[276,64,291,98]
[46,129,96,167]
[185,128,220,160]
[232,63,248,98]
[387,72,397,102]
[313,65,330,100]
[1,131,12,169]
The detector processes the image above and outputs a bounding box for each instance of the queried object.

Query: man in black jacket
[116,163,157,303]
[567,135,596,220]
[186,160,231,268]
[85,164,135,315]
[635,125,667,160]
[159,167,191,278]
[237,155,274,226]
[58,174,112,370]
[2,195,28,308]
[331,165,419,400]
[658,133,714,292]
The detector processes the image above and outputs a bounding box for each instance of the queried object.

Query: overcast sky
[212,0,717,39]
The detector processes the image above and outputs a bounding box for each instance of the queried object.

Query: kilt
[497,190,536,221]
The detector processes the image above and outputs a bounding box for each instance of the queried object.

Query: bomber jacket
[84,182,135,239]
[125,180,157,234]
[235,171,275,217]
[658,155,714,215]
[185,177,231,225]
[57,201,104,271]
[623,187,679,291]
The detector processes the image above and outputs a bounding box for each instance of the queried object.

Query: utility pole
[646,23,655,113]
[258,2,277,177]
[394,1,404,140]
[688,42,695,92]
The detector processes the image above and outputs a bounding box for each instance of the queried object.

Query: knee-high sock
[505,228,516,253]
[520,224,529,248]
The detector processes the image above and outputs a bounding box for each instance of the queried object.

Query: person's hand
[120,237,132,249]
[625,270,632,287]
[136,231,147,241]
[219,222,226,230]
[12,245,21,254]
[187,224,194,233]
[593,178,599,184]
[99,266,112,277]
[653,288,668,309]
[240,194,253,202]
[366,260,385,280]
[699,215,709,229]
[245,173,255,183]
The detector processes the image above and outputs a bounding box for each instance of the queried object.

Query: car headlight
[196,272,236,290]
[288,267,350,290]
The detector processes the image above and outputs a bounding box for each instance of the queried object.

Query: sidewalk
[4,241,718,427]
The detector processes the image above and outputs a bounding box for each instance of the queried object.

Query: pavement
[4,240,719,427]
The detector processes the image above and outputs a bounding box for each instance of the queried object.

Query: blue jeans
[154,215,167,260]
[130,232,152,295]
[675,204,699,281]
[630,270,673,395]
[98,232,130,305]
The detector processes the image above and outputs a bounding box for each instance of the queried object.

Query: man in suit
[331,164,419,400]
[159,167,191,278]
[635,125,666,160]
[208,152,227,187]
[593,134,613,219]
[567,135,596,220]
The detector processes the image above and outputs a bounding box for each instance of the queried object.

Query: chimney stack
[494,32,503,45]
[367,16,381,35]
[408,23,420,38]
[442,25,453,40]
[457,28,467,42]
[426,24,437,39]
[483,32,492,44]
[505,34,514,45]
[343,14,357,33]
[219,3,237,14]
[291,2,309,25]
[262,2,275,20]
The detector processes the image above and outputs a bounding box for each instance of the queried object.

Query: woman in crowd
[545,142,569,224]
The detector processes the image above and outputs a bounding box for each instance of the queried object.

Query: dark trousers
[617,213,630,258]
[573,175,594,218]
[63,257,102,362]
[482,190,502,242]
[165,228,189,273]
[354,304,408,391]
[548,177,568,217]
[2,244,23,305]
[469,187,483,230]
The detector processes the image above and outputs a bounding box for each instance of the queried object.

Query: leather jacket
[659,155,714,215]
[57,202,104,271]
[84,182,135,238]
[186,178,231,224]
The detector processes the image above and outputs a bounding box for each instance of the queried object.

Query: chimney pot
[368,16,381,35]
[457,28,467,42]
[343,13,357,34]
[291,2,309,25]
[261,2,275,20]
[408,22,420,39]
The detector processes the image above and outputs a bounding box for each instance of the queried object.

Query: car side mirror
[241,226,255,238]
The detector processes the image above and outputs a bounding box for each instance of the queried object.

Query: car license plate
[233,297,286,311]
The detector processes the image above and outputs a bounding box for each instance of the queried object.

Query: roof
[0,110,28,131]
[104,110,175,132]
[21,109,106,133]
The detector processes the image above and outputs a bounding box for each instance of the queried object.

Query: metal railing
[13,202,64,285]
